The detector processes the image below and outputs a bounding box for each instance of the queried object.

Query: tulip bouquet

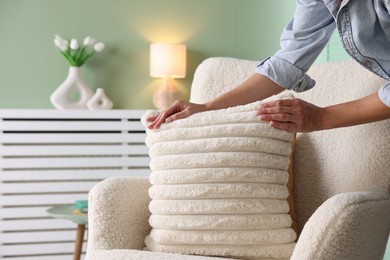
[54,35,105,67]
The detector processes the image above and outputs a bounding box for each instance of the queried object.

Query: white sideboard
[0,109,150,259]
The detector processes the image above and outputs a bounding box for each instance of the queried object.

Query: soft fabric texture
[291,188,390,260]
[142,92,297,259]
[190,57,258,104]
[294,60,390,230]
[189,57,390,231]
[87,177,152,251]
[86,58,390,260]
[87,249,236,260]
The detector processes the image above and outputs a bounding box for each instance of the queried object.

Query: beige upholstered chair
[86,58,390,260]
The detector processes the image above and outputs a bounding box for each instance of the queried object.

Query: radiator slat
[2,206,59,218]
[0,144,149,156]
[0,255,74,260]
[1,156,150,169]
[0,120,144,131]
[1,182,97,193]
[0,109,149,259]
[0,230,86,243]
[0,242,87,256]
[0,194,88,206]
[0,169,150,181]
[0,108,145,118]
[0,133,146,143]
[1,219,80,231]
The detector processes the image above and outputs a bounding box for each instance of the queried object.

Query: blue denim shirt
[255,0,390,107]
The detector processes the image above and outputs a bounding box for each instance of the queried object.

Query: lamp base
[153,78,182,110]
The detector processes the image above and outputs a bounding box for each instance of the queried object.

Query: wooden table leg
[74,224,85,260]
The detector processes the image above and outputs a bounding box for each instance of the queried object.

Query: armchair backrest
[190,57,390,231]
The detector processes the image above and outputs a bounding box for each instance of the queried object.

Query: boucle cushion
[142,93,297,259]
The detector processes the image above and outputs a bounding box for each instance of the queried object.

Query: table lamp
[150,43,186,110]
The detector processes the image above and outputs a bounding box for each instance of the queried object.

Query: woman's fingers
[257,100,294,115]
[147,105,178,129]
[257,99,297,126]
[258,98,295,108]
[259,113,295,123]
[257,98,323,132]
[146,116,158,122]
[269,121,296,132]
[146,101,206,129]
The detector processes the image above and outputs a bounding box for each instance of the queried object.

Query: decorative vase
[50,67,94,110]
[87,88,114,110]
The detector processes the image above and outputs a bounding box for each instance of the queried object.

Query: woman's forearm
[204,74,285,110]
[322,92,390,130]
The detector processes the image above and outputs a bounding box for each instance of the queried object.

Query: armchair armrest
[291,188,390,260]
[87,177,152,251]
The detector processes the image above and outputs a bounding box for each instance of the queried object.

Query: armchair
[86,58,390,260]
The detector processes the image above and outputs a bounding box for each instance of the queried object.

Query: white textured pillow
[142,93,297,259]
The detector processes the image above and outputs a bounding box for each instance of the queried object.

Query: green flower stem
[79,51,95,66]
[75,47,86,64]
[57,44,96,67]
[60,51,76,67]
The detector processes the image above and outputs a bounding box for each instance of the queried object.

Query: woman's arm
[204,74,285,110]
[147,74,284,129]
[257,92,390,132]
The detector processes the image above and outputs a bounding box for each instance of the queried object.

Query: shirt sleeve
[378,82,390,107]
[256,0,336,92]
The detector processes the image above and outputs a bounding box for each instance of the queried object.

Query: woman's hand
[146,100,208,129]
[256,98,325,132]
[257,93,390,132]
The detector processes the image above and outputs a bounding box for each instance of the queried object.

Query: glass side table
[47,205,88,260]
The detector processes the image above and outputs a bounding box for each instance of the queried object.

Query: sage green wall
[0,0,295,109]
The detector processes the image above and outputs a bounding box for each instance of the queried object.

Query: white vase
[50,67,94,110]
[87,88,114,110]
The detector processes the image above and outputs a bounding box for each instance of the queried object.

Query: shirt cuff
[255,56,316,92]
[378,82,390,108]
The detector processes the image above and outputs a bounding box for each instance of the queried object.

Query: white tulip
[54,38,62,48]
[54,38,68,51]
[70,39,79,50]
[54,35,67,48]
[54,34,64,42]
[94,42,105,52]
[60,44,68,51]
[83,36,92,46]
[89,38,96,46]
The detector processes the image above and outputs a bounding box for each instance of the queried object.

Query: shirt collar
[324,0,350,20]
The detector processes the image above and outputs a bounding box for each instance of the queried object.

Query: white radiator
[0,109,150,259]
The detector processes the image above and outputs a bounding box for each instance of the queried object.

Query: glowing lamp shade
[150,43,186,78]
[150,43,187,110]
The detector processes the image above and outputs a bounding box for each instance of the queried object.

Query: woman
[147,0,390,132]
